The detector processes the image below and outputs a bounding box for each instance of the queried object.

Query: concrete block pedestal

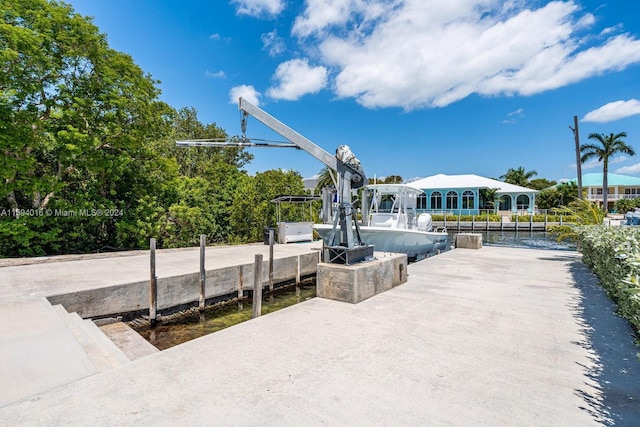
[454,233,483,249]
[316,252,407,303]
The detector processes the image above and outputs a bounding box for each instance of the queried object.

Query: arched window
[516,194,530,210]
[462,190,474,210]
[430,191,442,210]
[417,193,427,210]
[446,191,458,210]
[499,195,512,211]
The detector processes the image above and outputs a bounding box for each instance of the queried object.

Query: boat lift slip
[176,97,375,265]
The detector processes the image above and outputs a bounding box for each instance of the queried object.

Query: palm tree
[315,167,336,190]
[580,132,635,212]
[549,197,606,242]
[500,166,537,187]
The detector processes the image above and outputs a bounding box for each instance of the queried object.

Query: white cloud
[205,70,226,78]
[615,163,640,174]
[231,0,284,17]
[502,108,525,124]
[580,159,601,170]
[267,58,328,100]
[287,0,640,110]
[261,30,286,56]
[229,85,261,106]
[579,156,628,170]
[583,99,640,122]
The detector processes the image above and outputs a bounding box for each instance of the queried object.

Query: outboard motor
[417,213,433,231]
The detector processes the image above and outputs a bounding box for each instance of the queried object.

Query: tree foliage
[500,166,537,187]
[0,0,303,257]
[536,181,580,210]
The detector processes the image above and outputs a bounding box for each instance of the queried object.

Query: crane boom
[238,97,338,171]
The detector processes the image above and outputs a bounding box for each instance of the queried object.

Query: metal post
[252,254,263,318]
[199,234,206,312]
[149,238,157,327]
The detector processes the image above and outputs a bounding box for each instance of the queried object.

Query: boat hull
[313,224,449,259]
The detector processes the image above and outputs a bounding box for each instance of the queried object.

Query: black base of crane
[322,244,375,265]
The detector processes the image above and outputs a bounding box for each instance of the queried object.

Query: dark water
[133,283,316,350]
[450,231,576,251]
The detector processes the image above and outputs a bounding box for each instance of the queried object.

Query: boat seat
[369,213,396,227]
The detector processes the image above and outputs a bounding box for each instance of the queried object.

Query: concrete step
[99,322,159,361]
[0,297,97,408]
[51,305,129,372]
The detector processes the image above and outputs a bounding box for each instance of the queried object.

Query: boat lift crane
[176,97,374,264]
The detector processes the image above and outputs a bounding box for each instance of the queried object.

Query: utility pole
[569,115,583,199]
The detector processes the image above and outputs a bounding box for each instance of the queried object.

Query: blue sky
[66,0,640,183]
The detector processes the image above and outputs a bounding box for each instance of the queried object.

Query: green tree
[581,132,635,212]
[230,169,306,242]
[615,198,638,214]
[479,188,500,212]
[314,166,336,194]
[500,167,537,187]
[536,181,581,210]
[0,0,175,255]
[528,178,556,191]
[549,198,605,242]
[383,175,403,184]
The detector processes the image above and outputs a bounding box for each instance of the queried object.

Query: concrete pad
[0,298,96,408]
[1,247,637,425]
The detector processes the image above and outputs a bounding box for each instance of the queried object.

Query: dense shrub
[576,225,640,334]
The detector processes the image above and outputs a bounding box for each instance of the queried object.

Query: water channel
[132,231,574,350]
[132,282,316,350]
[461,230,576,251]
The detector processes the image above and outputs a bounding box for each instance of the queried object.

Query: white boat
[313,184,449,259]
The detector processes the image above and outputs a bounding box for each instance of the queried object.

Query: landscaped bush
[576,225,640,334]
[510,214,577,223]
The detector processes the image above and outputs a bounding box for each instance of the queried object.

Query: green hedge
[576,225,640,334]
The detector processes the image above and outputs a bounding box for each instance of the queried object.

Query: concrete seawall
[47,251,320,318]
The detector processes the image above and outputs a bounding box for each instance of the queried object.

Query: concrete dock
[0,244,639,425]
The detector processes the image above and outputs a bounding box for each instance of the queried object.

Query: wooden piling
[252,254,263,318]
[295,255,301,300]
[268,229,274,294]
[199,234,206,312]
[238,265,244,311]
[149,238,157,326]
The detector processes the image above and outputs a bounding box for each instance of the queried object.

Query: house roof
[568,173,640,187]
[408,174,538,193]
